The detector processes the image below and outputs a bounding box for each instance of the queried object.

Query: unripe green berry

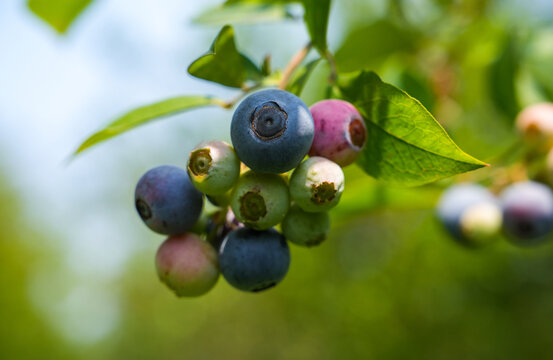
[281,204,330,247]
[155,233,219,297]
[188,140,240,195]
[289,157,344,212]
[230,171,290,230]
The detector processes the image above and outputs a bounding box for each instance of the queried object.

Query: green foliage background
[4,0,553,358]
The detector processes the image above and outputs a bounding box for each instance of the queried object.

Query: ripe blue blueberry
[219,227,290,292]
[436,183,501,246]
[500,181,553,245]
[135,165,204,235]
[230,89,314,173]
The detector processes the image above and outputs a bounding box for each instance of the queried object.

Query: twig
[278,42,312,90]
[217,83,263,109]
[325,51,337,84]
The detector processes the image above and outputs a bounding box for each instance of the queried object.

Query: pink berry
[308,99,367,167]
[155,233,219,297]
[516,102,553,145]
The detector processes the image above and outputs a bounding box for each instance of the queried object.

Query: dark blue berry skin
[231,89,314,173]
[135,165,204,235]
[501,181,553,245]
[436,183,498,243]
[219,227,290,292]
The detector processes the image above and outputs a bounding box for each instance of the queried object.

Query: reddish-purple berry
[156,233,219,297]
[309,99,367,167]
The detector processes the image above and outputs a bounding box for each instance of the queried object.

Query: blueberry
[219,227,290,292]
[289,157,344,212]
[309,99,367,167]
[516,102,553,149]
[458,202,502,244]
[281,204,330,247]
[230,170,290,230]
[187,140,240,195]
[155,233,219,297]
[230,89,314,173]
[436,183,501,246]
[135,165,204,235]
[500,181,553,245]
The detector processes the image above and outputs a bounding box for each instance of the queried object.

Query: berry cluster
[134,89,367,296]
[436,103,553,248]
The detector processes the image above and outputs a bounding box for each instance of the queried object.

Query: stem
[278,42,312,90]
[217,83,262,109]
[215,42,314,109]
[325,51,338,84]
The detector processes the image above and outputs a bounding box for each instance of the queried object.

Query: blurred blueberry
[436,183,501,247]
[501,181,553,245]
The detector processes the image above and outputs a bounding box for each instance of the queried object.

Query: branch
[278,42,312,90]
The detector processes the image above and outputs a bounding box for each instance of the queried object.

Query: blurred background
[2,0,553,358]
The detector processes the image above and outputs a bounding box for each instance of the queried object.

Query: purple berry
[501,181,553,245]
[309,99,367,167]
[135,165,203,235]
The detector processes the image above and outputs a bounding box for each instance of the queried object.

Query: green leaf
[74,96,223,155]
[188,25,263,88]
[335,20,417,73]
[28,0,92,33]
[338,71,487,186]
[302,0,331,54]
[489,36,520,121]
[194,3,297,25]
[286,58,321,96]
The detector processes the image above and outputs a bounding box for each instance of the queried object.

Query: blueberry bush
[60,0,553,297]
[16,0,553,358]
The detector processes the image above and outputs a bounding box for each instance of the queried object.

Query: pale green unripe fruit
[188,140,240,195]
[289,157,344,212]
[281,204,330,247]
[230,171,290,230]
[459,202,502,245]
[156,233,219,297]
